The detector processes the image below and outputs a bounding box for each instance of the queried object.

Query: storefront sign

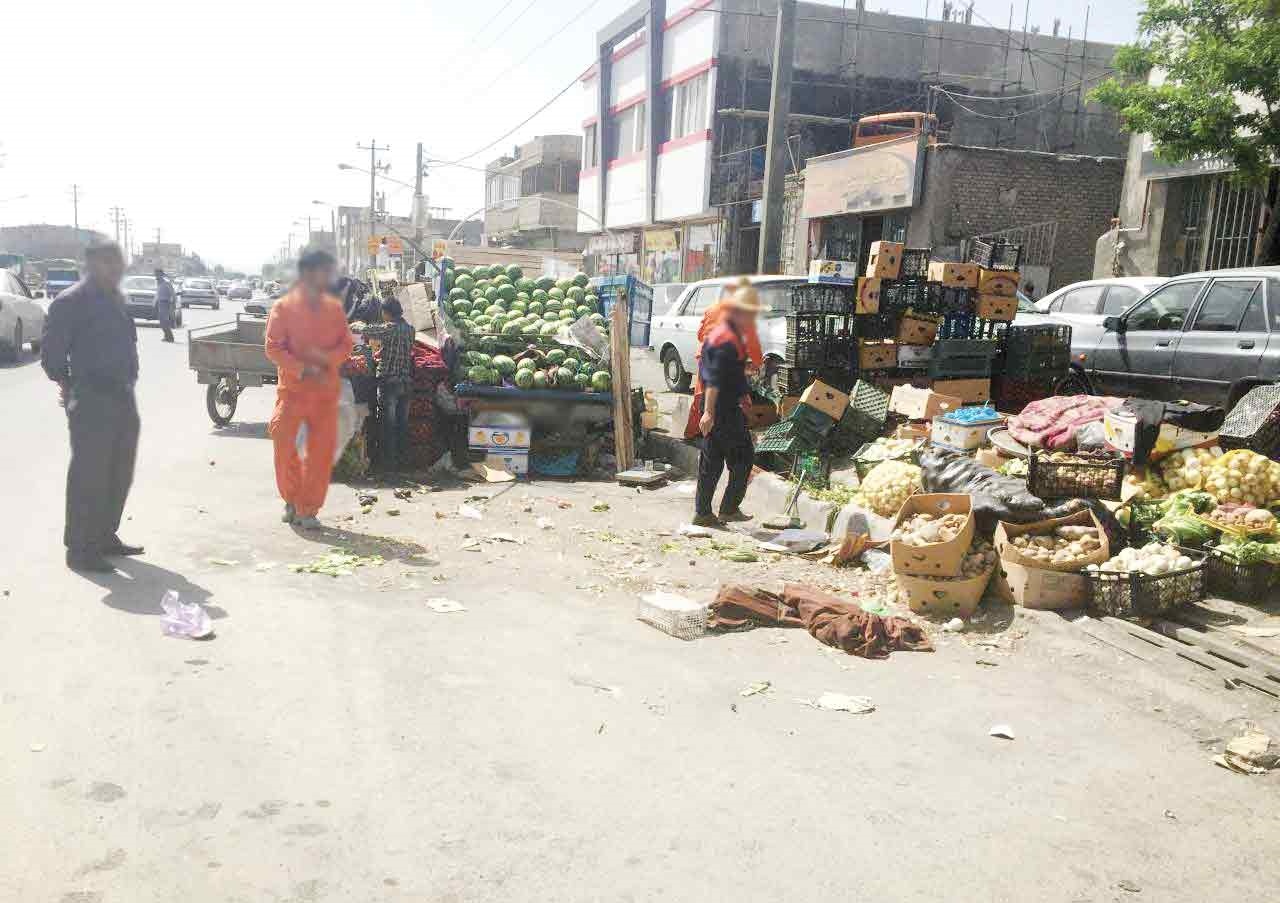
[643,228,683,283]
[643,228,679,252]
[368,235,404,255]
[803,135,923,219]
[585,231,639,255]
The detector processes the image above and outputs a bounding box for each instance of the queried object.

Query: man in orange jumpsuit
[264,248,354,529]
[683,277,765,440]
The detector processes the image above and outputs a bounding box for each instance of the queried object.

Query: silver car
[1033,276,1166,353]
[180,277,220,309]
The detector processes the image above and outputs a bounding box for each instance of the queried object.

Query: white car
[649,275,805,391]
[1033,276,1167,350]
[0,269,46,361]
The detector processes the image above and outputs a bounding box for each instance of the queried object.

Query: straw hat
[724,280,765,313]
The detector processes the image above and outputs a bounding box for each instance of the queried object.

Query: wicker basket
[1087,550,1206,619]
[1028,453,1127,500]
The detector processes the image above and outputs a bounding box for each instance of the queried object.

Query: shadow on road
[81,557,224,619]
[290,523,429,563]
[211,421,269,439]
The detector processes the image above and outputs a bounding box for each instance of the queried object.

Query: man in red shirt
[264,249,353,529]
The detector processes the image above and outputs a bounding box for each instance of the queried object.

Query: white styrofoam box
[808,259,861,285]
[469,410,531,450]
[897,344,932,369]
[485,451,529,475]
[930,415,1003,452]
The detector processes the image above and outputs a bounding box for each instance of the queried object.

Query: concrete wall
[909,143,1124,290]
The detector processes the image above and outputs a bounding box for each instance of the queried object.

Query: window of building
[583,124,599,169]
[1191,280,1262,332]
[606,103,646,160]
[669,72,709,141]
[486,173,519,209]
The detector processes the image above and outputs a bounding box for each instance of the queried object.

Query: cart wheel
[206,378,238,426]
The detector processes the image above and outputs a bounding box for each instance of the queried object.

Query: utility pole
[109,206,124,244]
[154,227,162,245]
[71,184,80,230]
[356,139,391,267]
[122,217,130,265]
[414,141,426,272]
[757,0,796,274]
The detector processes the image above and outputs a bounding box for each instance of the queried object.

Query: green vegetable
[506,265,524,282]
[567,286,585,304]
[590,371,611,392]
[498,284,517,303]
[532,371,549,389]
[723,551,759,563]
[491,355,516,376]
[572,272,589,289]
[548,287,565,302]
[562,357,581,373]
[516,357,536,372]
[546,349,566,366]
[555,366,576,388]
[455,274,475,293]
[573,373,591,391]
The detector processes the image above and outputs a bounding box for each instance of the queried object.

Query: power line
[474,0,520,36]
[432,70,582,167]
[471,0,540,58]
[932,73,1109,120]
[475,0,607,98]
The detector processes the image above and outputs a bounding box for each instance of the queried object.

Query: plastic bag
[160,590,213,639]
[296,381,362,466]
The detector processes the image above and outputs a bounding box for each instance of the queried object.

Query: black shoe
[104,536,145,556]
[718,509,754,524]
[67,551,115,572]
[691,514,726,529]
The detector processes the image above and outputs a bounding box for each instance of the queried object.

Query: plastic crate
[1218,384,1280,456]
[790,402,838,437]
[1087,550,1206,619]
[636,592,709,640]
[881,280,929,312]
[856,311,898,340]
[756,418,823,454]
[925,284,976,316]
[969,238,1024,271]
[531,449,581,476]
[938,313,1007,342]
[791,283,855,314]
[778,367,815,396]
[992,375,1055,414]
[1004,323,1072,356]
[1203,545,1277,601]
[825,379,891,454]
[1001,347,1071,380]
[899,248,932,281]
[1028,452,1127,500]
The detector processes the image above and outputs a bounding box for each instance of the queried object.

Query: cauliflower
[856,460,922,517]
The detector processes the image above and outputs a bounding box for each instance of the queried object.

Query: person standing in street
[40,240,144,572]
[264,248,353,529]
[683,276,764,440]
[155,268,176,342]
[355,297,416,473]
[693,282,762,528]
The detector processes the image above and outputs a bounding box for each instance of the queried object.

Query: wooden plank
[1100,617,1280,698]
[1152,620,1280,685]
[610,303,635,473]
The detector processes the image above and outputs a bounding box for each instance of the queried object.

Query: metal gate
[1204,176,1263,270]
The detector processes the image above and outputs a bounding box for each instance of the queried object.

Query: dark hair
[381,298,404,319]
[297,247,336,274]
[84,239,123,261]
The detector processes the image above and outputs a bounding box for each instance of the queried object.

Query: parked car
[243,295,276,317]
[122,275,183,327]
[180,277,220,309]
[1033,276,1167,354]
[0,269,46,361]
[652,282,689,316]
[1072,267,1280,408]
[215,279,232,296]
[649,275,805,391]
[227,280,252,300]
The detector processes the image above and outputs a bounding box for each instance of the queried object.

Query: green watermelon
[536,276,556,291]
[472,265,490,279]
[556,278,574,293]
[573,373,591,391]
[465,351,491,367]
[532,289,548,303]
[470,288,484,301]
[539,322,560,336]
[498,285,517,303]
[521,323,541,335]
[505,265,523,282]
[448,286,467,300]
[491,273,510,286]
[546,349,566,366]
[555,367,576,388]
[492,355,516,376]
[502,322,522,336]
[589,313,605,326]
[548,287,565,301]
[567,286,585,303]
[516,278,536,294]
[559,310,575,321]
[563,357,581,373]
[590,371,612,392]
[532,371,549,390]
[528,301,544,316]
[452,299,471,314]
[575,306,591,318]
[466,365,488,383]
[516,291,530,303]
[455,274,475,293]
[585,293,600,310]
[572,272,589,289]
[516,357,536,372]
[514,369,535,389]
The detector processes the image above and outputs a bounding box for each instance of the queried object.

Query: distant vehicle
[122,275,183,327]
[44,261,81,300]
[227,280,252,300]
[243,295,276,317]
[853,112,944,148]
[180,277,220,309]
[649,275,806,391]
[1070,267,1280,408]
[0,269,47,361]
[215,279,232,295]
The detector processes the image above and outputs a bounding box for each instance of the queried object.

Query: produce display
[958,540,999,579]
[1201,504,1276,534]
[1087,542,1195,576]
[1202,449,1280,506]
[1007,524,1104,569]
[1031,451,1125,498]
[892,512,966,547]
[857,460,922,517]
[1157,446,1220,493]
[858,437,923,464]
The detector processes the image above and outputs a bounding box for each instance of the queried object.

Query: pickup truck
[1070,267,1280,409]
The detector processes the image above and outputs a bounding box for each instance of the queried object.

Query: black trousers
[695,406,754,518]
[158,302,174,342]
[65,385,140,553]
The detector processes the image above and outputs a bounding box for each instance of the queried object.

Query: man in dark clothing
[356,298,416,472]
[41,241,144,572]
[693,283,762,528]
[155,268,176,342]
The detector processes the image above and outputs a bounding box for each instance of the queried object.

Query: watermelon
[536,276,556,291]
[532,371,549,390]
[492,274,511,287]
[469,288,483,300]
[539,322,560,336]
[559,310,575,321]
[448,286,467,300]
[546,349,566,366]
[506,265,524,282]
[472,266,490,279]
[590,371,612,392]
[521,322,541,335]
[563,357,581,373]
[555,367,576,388]
[575,306,591,318]
[589,313,605,325]
[455,274,475,293]
[567,286,585,303]
[516,291,530,303]
[502,322,522,336]
[492,355,516,376]
[548,287,565,301]
[585,293,600,309]
[528,301,544,316]
[516,357,536,372]
[573,373,591,391]
[466,365,488,383]
[555,278,574,293]
[572,272,589,289]
[498,285,517,303]
[516,278,536,294]
[465,351,491,367]
[452,299,471,314]
[532,288,548,302]
[514,369,535,389]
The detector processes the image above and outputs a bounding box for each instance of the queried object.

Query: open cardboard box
[991,509,1109,610]
[890,384,962,421]
[898,566,994,619]
[890,493,975,578]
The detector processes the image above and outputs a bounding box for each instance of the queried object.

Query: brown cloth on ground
[710,583,933,658]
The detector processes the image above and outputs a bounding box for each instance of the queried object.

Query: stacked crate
[780,284,857,396]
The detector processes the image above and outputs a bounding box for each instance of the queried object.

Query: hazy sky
[0,0,1142,272]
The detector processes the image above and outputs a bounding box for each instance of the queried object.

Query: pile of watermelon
[444,265,607,340]
[462,349,610,393]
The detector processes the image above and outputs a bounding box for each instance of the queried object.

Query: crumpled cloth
[1008,395,1124,450]
[709,583,933,658]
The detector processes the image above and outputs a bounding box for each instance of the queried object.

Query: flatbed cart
[188,314,277,426]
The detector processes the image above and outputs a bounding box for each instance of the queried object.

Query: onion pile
[1203,450,1280,506]
[858,460,922,517]
[1158,446,1221,493]
[1087,543,1194,576]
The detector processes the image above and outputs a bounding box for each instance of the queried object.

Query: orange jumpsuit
[684,300,764,439]
[264,289,354,518]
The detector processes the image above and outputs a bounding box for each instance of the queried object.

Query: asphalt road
[1,301,1278,902]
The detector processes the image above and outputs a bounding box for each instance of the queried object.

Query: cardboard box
[746,401,780,430]
[808,259,861,285]
[932,378,991,405]
[991,510,1110,609]
[994,509,1110,574]
[977,269,1020,297]
[469,411,532,450]
[897,314,939,346]
[898,568,994,619]
[975,446,1010,470]
[976,294,1017,322]
[866,241,904,279]
[897,344,932,369]
[856,277,882,314]
[890,384,963,421]
[931,412,1004,452]
[928,261,980,288]
[857,340,898,371]
[1103,409,1219,460]
[890,493,976,577]
[896,423,931,441]
[780,396,802,419]
[485,450,529,476]
[799,380,850,421]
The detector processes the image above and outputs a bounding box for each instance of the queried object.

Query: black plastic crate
[881,280,928,312]
[1204,545,1276,601]
[789,402,838,437]
[938,314,1006,341]
[755,418,824,454]
[899,248,932,281]
[992,375,1055,414]
[1028,452,1127,500]
[1087,549,1205,620]
[1218,384,1280,456]
[784,340,828,369]
[969,238,1024,271]
[778,367,815,396]
[928,356,994,380]
[855,311,898,340]
[926,284,976,316]
[791,283,855,315]
[786,312,853,343]
[1004,323,1071,356]
[1001,347,1071,380]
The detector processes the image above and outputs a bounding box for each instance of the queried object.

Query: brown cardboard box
[798,380,850,420]
[994,509,1110,574]
[779,396,802,419]
[746,402,780,430]
[927,261,980,288]
[857,340,898,371]
[978,269,1020,297]
[890,384,963,421]
[898,568,994,619]
[932,378,991,405]
[896,423,931,441]
[855,277,882,314]
[866,241,904,279]
[991,509,1108,611]
[975,446,1010,469]
[976,294,1017,322]
[897,314,939,346]
[890,493,975,577]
